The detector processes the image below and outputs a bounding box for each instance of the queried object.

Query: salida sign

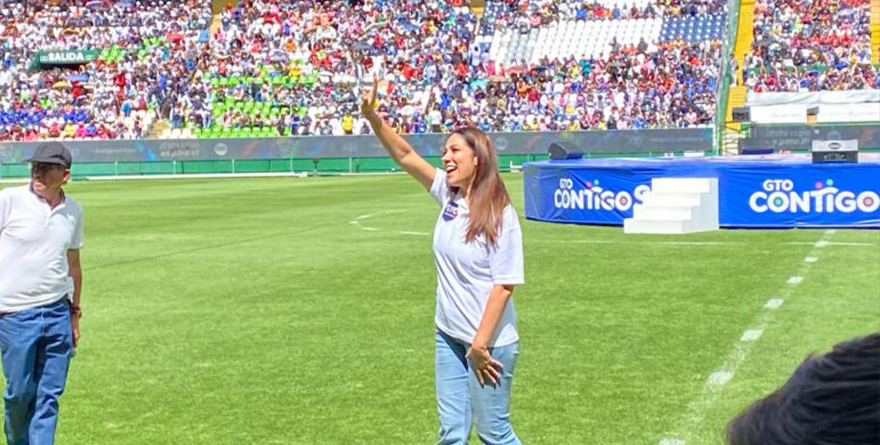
[35,50,100,66]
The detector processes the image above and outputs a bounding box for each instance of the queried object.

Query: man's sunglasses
[30,162,67,174]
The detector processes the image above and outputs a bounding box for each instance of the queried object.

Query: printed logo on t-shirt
[442,200,459,222]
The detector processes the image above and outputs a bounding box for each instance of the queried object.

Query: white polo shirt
[0,184,83,313]
[430,169,524,347]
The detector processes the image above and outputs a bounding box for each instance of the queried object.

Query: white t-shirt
[430,170,524,347]
[0,185,83,313]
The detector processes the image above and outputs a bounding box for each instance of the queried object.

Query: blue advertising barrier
[524,154,880,228]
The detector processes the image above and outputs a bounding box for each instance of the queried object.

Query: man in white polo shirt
[0,141,83,445]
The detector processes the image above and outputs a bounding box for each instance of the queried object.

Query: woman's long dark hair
[448,127,511,248]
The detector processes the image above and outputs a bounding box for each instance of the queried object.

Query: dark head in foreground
[727,333,880,445]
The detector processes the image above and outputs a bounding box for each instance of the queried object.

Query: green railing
[0,155,546,179]
[0,150,701,180]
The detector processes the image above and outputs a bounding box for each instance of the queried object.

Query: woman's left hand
[466,346,503,386]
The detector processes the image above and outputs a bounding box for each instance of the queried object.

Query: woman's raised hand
[360,76,379,122]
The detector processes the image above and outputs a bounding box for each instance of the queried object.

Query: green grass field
[1,174,878,444]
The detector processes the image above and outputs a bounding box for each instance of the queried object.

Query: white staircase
[624,178,719,234]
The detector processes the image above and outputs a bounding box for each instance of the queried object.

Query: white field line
[740,329,764,342]
[530,239,875,247]
[349,210,429,237]
[657,229,835,444]
[786,241,872,246]
[763,299,784,309]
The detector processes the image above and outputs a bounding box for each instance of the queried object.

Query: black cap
[26,142,72,168]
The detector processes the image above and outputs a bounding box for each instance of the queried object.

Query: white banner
[747,89,880,106]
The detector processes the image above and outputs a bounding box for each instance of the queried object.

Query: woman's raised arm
[361,78,436,190]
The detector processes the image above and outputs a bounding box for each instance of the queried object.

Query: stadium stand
[1,0,729,140]
[0,0,212,141]
[482,0,725,129]
[743,0,878,93]
[198,0,479,137]
[739,0,879,124]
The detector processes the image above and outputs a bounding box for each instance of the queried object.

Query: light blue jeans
[435,329,522,445]
[0,299,74,445]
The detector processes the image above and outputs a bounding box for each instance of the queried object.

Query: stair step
[633,204,698,220]
[624,177,719,234]
[641,191,705,207]
[625,219,692,234]
[651,177,715,193]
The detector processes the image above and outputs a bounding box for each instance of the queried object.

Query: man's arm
[67,249,82,347]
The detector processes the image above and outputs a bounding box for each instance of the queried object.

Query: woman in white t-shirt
[361,79,525,445]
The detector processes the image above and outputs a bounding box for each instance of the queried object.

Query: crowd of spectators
[0,0,212,141]
[192,0,720,136]
[480,0,728,36]
[1,0,726,141]
[194,0,480,136]
[353,40,719,135]
[742,0,878,92]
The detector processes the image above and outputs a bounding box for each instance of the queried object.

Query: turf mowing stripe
[656,229,836,445]
[83,221,336,272]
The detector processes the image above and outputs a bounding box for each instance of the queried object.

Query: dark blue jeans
[0,299,74,445]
